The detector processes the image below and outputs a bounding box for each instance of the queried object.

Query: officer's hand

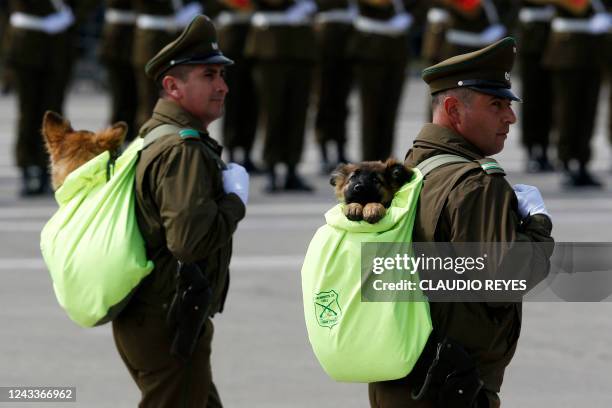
[223,163,249,205]
[513,184,551,221]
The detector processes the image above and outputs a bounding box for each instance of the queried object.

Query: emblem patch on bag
[314,290,342,328]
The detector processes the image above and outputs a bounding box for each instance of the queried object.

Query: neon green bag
[301,169,432,382]
[40,138,154,327]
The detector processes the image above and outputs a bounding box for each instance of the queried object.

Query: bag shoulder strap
[415,154,473,177]
[142,124,182,149]
[416,154,506,178]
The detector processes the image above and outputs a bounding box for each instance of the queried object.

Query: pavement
[1,76,612,407]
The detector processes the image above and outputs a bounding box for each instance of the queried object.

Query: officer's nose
[505,105,517,124]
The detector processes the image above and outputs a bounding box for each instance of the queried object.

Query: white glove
[513,184,551,221]
[286,0,316,23]
[223,163,249,205]
[481,24,506,44]
[175,2,203,28]
[388,12,413,32]
[44,7,74,34]
[590,13,612,35]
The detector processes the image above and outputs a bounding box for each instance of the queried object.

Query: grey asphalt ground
[1,76,612,408]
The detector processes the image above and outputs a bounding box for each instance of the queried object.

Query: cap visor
[469,86,522,102]
[186,54,234,66]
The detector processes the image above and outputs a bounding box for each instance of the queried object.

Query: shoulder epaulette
[477,158,505,175]
[178,128,200,140]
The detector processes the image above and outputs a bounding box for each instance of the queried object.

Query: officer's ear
[161,75,182,99]
[444,96,462,126]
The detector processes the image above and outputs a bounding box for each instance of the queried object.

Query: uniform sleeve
[153,142,246,263]
[443,173,554,294]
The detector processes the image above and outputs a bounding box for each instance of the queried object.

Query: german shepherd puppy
[42,111,127,190]
[330,159,413,223]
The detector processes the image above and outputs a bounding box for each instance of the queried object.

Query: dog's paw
[344,203,364,221]
[363,203,386,224]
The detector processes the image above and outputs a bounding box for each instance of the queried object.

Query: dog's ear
[385,159,412,187]
[330,163,352,187]
[42,111,72,147]
[95,121,128,152]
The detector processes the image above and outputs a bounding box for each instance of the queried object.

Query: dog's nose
[353,183,363,192]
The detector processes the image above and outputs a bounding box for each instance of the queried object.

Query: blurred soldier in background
[542,0,608,187]
[421,2,450,120]
[99,0,138,142]
[245,0,317,192]
[517,0,555,173]
[209,0,261,173]
[349,0,416,162]
[312,0,355,173]
[5,0,91,196]
[132,0,204,129]
[438,0,516,59]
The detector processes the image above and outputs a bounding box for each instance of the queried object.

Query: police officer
[542,0,607,187]
[99,0,139,141]
[348,0,416,162]
[312,0,355,173]
[369,38,554,408]
[5,0,81,196]
[132,0,204,129]
[245,0,317,192]
[517,0,555,172]
[208,0,261,173]
[112,15,248,407]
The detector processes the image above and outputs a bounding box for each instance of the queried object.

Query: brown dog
[42,111,127,190]
[330,159,413,223]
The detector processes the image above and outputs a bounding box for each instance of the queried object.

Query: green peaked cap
[145,15,233,81]
[422,37,521,101]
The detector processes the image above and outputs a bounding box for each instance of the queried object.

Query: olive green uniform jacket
[113,98,244,406]
[133,98,245,312]
[370,124,554,407]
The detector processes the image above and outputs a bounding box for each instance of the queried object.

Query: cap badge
[458,80,464,86]
[212,42,219,50]
[505,72,510,81]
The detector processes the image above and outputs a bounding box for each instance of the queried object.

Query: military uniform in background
[348,0,416,162]
[542,0,607,186]
[113,16,244,407]
[6,0,74,195]
[370,38,554,408]
[99,0,139,141]
[208,0,261,172]
[517,0,555,172]
[421,1,450,66]
[245,0,317,191]
[132,0,204,128]
[312,0,355,172]
[439,0,516,60]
